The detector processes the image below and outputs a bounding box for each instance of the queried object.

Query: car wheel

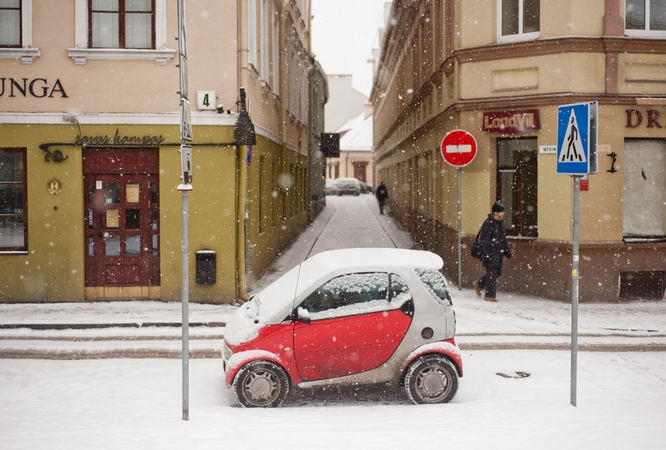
[404,355,458,404]
[233,360,290,408]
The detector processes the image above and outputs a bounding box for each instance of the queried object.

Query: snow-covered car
[325,178,337,195]
[223,248,462,407]
[333,177,361,196]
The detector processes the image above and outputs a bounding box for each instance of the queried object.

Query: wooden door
[84,149,160,287]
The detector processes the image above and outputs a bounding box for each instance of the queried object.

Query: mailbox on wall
[196,250,216,284]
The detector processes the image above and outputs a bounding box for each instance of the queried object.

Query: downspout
[236,0,249,302]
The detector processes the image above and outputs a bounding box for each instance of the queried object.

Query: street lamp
[234,88,256,146]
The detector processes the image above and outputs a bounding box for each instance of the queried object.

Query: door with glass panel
[83,149,159,288]
[497,138,538,237]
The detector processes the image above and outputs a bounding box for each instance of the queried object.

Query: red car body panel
[293,309,412,381]
[225,323,297,386]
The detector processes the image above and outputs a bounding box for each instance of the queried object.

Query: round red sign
[441,129,478,167]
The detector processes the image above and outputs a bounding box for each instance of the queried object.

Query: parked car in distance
[333,177,361,196]
[223,247,462,408]
[360,182,374,194]
[325,179,337,196]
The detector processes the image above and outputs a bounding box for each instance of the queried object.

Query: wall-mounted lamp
[607,152,617,174]
[234,88,256,146]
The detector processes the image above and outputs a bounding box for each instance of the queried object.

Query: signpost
[556,102,598,407]
[177,0,192,421]
[441,130,478,290]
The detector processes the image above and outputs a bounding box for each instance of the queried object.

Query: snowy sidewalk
[1,195,665,359]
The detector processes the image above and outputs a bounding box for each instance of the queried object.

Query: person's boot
[484,297,497,302]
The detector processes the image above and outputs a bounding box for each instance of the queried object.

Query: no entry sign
[441,129,477,167]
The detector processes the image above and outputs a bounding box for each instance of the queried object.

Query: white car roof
[251,248,443,325]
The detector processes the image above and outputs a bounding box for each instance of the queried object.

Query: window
[69,0,172,64]
[416,269,452,306]
[497,138,538,237]
[300,273,410,320]
[272,2,280,95]
[626,0,666,36]
[89,0,154,49]
[623,139,666,240]
[0,0,20,47]
[260,0,269,82]
[248,0,258,74]
[498,0,539,42]
[0,0,38,63]
[0,149,27,252]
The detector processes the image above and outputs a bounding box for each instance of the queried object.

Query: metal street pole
[457,168,462,290]
[180,187,190,420]
[176,0,192,421]
[571,175,580,407]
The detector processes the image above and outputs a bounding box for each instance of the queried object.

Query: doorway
[83,148,160,298]
[497,137,538,237]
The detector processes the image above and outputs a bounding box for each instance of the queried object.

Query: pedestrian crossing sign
[557,102,598,175]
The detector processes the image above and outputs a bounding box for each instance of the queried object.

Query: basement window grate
[619,271,666,299]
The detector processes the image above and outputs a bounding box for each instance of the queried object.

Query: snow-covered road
[1,195,665,449]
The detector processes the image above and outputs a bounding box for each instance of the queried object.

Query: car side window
[389,274,411,303]
[416,269,452,306]
[301,272,392,320]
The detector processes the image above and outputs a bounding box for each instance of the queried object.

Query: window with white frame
[0,0,38,63]
[69,0,172,64]
[261,0,269,83]
[0,0,21,47]
[0,148,27,252]
[498,0,539,43]
[272,2,280,95]
[248,0,258,75]
[626,0,666,36]
[623,139,666,240]
[90,0,155,49]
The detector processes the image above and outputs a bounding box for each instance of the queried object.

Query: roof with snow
[337,112,373,152]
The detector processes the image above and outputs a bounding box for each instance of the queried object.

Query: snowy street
[1,195,666,449]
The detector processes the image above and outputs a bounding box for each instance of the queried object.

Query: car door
[293,272,413,382]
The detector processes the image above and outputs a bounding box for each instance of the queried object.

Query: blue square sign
[557,102,598,175]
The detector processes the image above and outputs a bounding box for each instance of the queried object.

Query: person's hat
[492,202,505,213]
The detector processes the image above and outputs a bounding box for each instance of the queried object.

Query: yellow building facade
[0,0,326,303]
[372,0,666,301]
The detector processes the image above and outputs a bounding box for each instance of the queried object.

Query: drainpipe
[235,0,249,302]
[235,88,256,302]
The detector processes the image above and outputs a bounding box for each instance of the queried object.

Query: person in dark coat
[375,181,389,214]
[474,201,512,302]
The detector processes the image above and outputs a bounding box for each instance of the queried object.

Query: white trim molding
[67,48,176,65]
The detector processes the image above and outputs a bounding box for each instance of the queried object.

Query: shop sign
[74,129,165,147]
[625,109,663,128]
[0,77,67,98]
[482,109,540,134]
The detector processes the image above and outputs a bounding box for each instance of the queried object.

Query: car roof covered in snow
[250,248,443,325]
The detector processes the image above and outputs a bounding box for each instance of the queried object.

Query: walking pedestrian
[375,181,389,214]
[474,201,512,302]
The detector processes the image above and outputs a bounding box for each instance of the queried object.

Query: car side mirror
[296,307,312,324]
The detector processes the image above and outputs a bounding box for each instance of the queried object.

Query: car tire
[233,360,290,408]
[404,355,458,405]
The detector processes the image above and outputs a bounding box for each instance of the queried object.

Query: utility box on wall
[196,250,216,284]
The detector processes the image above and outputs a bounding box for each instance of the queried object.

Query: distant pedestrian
[375,181,389,214]
[474,201,512,302]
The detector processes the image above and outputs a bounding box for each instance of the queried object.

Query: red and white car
[223,248,462,407]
